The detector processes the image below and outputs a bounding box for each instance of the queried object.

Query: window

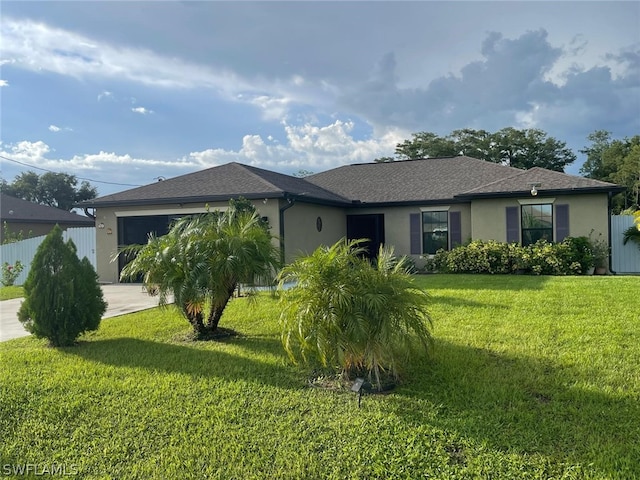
[521,204,552,245]
[422,211,448,254]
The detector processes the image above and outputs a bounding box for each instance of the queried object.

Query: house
[78,156,624,284]
[1,193,95,243]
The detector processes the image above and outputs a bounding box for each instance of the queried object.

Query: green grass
[0,285,23,300]
[1,275,638,479]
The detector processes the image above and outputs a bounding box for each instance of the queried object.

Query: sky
[1,1,639,198]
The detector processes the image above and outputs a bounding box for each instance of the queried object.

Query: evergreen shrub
[18,225,106,346]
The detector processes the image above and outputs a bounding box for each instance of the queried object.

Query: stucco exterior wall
[345,203,472,259]
[280,202,346,262]
[470,193,610,243]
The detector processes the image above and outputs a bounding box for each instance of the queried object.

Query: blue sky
[1,1,639,197]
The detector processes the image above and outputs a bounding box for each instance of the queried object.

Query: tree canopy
[378,127,576,172]
[580,131,640,211]
[1,171,97,211]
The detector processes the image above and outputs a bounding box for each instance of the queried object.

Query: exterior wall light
[530,183,541,196]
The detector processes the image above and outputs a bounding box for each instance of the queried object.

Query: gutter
[279,194,296,264]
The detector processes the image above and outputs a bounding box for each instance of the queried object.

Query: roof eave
[455,186,626,200]
[77,192,290,209]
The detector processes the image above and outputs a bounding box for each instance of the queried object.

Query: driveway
[0,284,173,342]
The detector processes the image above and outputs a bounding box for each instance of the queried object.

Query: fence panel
[0,228,96,285]
[611,215,640,274]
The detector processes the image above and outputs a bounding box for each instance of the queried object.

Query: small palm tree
[120,202,280,338]
[623,210,640,250]
[278,238,432,389]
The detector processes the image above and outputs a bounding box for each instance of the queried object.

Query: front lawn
[0,285,23,301]
[1,275,638,479]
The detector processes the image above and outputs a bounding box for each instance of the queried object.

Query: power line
[0,154,143,187]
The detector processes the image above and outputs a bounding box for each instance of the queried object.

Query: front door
[346,214,385,260]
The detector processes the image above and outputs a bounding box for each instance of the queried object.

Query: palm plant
[120,203,280,337]
[623,211,640,250]
[278,238,432,389]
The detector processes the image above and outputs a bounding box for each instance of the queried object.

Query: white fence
[0,227,96,285]
[611,215,640,274]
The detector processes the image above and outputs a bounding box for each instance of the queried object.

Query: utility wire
[0,154,144,187]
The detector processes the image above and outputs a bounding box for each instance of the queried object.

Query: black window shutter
[556,204,570,241]
[449,211,462,248]
[506,206,519,243]
[410,213,421,254]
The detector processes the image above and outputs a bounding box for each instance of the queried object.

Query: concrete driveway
[0,284,173,342]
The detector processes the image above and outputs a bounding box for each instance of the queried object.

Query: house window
[521,204,553,245]
[422,211,448,254]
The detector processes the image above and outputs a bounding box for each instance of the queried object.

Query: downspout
[607,191,616,275]
[84,208,96,220]
[279,195,296,265]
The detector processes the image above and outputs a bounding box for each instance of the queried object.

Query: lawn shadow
[426,294,509,310]
[65,336,301,389]
[394,339,640,477]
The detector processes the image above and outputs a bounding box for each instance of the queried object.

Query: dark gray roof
[456,167,624,199]
[80,162,350,207]
[79,157,624,209]
[307,156,529,203]
[1,194,95,225]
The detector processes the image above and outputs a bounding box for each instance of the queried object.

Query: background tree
[580,132,640,211]
[377,127,576,172]
[1,171,98,211]
[120,200,280,338]
[18,225,106,346]
[579,130,615,179]
[278,239,432,389]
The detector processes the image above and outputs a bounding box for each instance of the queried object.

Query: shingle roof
[307,156,529,203]
[78,157,624,209]
[1,194,95,225]
[80,162,350,207]
[456,167,624,198]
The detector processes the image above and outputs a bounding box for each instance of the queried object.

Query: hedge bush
[427,237,592,275]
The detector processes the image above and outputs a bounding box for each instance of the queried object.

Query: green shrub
[432,239,585,276]
[278,239,432,389]
[1,260,24,286]
[18,225,106,347]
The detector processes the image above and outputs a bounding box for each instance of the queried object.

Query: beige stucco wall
[280,201,346,262]
[345,203,472,260]
[470,193,610,243]
[93,192,611,283]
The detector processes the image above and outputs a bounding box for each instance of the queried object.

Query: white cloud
[0,79,8,87]
[48,124,73,133]
[185,119,407,173]
[0,18,337,124]
[131,106,153,115]
[1,119,406,190]
[97,90,113,101]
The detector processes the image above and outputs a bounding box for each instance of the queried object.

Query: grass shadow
[394,339,640,477]
[64,336,300,389]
